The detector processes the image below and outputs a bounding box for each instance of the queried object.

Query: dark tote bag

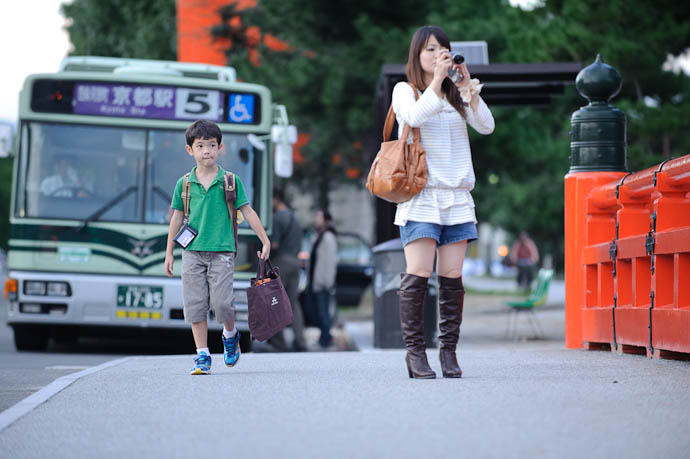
[247,258,293,341]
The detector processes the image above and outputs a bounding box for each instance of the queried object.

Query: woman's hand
[432,49,453,84]
[428,49,453,97]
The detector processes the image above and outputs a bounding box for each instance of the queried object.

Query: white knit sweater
[391,82,495,226]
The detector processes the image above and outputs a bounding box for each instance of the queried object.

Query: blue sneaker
[222,331,241,367]
[190,352,212,375]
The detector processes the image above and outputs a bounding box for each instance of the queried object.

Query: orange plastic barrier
[566,155,690,358]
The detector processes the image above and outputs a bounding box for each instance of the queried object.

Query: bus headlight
[24,281,47,296]
[23,281,71,297]
[47,282,70,297]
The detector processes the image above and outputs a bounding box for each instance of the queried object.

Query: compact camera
[447,53,465,83]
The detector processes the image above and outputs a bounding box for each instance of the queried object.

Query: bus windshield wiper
[152,185,172,204]
[77,186,138,231]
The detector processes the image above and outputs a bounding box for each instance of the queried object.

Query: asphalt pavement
[1,345,689,458]
[2,274,689,458]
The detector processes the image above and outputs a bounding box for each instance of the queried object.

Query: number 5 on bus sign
[175,88,221,121]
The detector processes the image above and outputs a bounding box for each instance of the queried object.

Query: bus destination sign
[31,80,262,125]
[74,83,224,121]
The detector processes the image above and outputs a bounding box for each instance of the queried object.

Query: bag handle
[256,257,267,280]
[382,105,396,141]
[383,83,421,143]
[255,257,277,281]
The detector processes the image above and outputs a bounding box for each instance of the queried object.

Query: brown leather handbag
[366,84,427,203]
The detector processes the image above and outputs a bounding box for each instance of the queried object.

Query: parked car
[334,232,374,306]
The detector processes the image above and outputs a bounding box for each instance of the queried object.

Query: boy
[165,120,270,375]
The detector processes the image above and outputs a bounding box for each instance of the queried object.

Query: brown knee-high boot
[438,275,465,378]
[399,273,436,379]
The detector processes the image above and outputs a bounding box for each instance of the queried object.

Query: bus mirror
[247,134,266,151]
[274,142,293,178]
[271,125,297,144]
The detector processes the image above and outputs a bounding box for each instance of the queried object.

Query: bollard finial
[575,55,622,104]
[569,54,627,172]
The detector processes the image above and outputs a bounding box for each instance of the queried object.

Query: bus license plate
[117,285,163,309]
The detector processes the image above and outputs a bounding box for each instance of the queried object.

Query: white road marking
[0,357,132,433]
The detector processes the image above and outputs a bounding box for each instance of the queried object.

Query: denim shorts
[399,221,478,247]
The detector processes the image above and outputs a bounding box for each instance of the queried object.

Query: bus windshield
[17,122,262,224]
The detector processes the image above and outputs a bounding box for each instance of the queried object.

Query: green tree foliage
[62,0,176,60]
[60,0,690,270]
[211,1,438,205]
[428,0,690,268]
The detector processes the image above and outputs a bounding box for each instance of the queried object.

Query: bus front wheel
[13,325,50,351]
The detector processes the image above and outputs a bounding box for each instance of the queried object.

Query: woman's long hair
[406,25,466,118]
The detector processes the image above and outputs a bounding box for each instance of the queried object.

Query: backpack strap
[223,172,239,249]
[181,172,191,221]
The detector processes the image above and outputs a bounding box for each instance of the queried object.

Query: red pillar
[176,0,257,65]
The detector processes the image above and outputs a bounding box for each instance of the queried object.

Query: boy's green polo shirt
[171,166,249,251]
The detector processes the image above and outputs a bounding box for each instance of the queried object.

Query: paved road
[2,268,689,457]
[0,266,198,412]
[0,270,561,413]
[0,318,209,413]
[0,267,198,413]
[1,345,689,458]
[0,267,116,411]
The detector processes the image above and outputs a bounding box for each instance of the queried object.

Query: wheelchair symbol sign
[227,94,256,124]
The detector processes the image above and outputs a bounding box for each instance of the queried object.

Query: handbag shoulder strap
[385,82,421,142]
[382,105,396,141]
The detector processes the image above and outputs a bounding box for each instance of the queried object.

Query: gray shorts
[181,250,235,324]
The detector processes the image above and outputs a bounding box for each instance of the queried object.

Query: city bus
[3,56,289,351]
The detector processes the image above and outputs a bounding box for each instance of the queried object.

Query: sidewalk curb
[0,357,133,433]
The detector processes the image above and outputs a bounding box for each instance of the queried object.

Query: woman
[393,25,494,379]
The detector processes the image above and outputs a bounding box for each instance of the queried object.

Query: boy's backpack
[181,171,242,245]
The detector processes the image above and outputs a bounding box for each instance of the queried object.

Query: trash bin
[372,238,437,349]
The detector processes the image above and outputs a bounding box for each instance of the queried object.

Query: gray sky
[0,1,71,122]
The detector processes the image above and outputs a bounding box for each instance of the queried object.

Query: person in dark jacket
[270,188,307,351]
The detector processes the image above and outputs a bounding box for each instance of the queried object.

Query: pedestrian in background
[270,188,307,352]
[165,120,270,375]
[307,209,338,349]
[392,25,494,379]
[510,231,540,290]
